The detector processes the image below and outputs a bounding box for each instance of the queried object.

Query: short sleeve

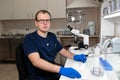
[23,35,38,56]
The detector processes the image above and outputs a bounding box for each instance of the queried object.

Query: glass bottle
[26,28,29,34]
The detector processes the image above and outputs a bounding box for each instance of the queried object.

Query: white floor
[0,64,18,80]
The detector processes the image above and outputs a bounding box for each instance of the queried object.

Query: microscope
[68,25,89,50]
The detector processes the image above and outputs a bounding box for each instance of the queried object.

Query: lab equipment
[100,38,111,54]
[110,37,120,53]
[99,58,113,70]
[73,54,87,63]
[91,67,104,77]
[59,67,81,78]
[85,47,95,57]
[101,37,120,53]
[85,53,94,57]
[68,25,89,49]
[102,39,111,51]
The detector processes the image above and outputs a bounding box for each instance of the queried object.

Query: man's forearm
[33,58,61,73]
[59,48,74,59]
[28,52,61,73]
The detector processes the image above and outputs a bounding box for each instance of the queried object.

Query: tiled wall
[67,7,100,35]
[0,7,101,36]
[0,18,67,35]
[1,19,119,37]
[1,8,119,37]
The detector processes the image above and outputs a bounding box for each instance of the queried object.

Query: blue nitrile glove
[73,54,87,63]
[59,67,81,78]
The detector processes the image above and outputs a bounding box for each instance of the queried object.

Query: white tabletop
[59,47,120,80]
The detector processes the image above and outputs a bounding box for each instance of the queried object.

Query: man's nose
[43,20,47,24]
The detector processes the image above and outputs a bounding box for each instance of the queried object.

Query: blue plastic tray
[99,58,113,70]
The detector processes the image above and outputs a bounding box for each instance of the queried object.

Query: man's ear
[35,21,38,27]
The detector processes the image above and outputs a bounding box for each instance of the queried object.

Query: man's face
[35,12,51,33]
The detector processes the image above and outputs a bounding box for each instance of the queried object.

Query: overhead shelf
[103,10,120,23]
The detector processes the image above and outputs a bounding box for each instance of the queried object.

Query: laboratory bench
[59,47,120,80]
[57,35,99,49]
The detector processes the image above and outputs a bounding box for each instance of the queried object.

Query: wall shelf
[104,10,120,23]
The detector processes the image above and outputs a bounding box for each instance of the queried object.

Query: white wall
[115,23,120,37]
[100,17,115,44]
[100,17,115,36]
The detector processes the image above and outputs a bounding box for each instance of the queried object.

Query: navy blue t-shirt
[23,31,63,80]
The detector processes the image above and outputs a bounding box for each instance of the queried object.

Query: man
[23,10,87,80]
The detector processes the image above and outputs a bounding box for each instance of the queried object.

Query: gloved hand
[59,67,81,78]
[73,54,87,63]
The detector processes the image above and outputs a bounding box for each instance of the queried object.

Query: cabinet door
[13,0,30,19]
[11,38,23,59]
[0,0,13,20]
[29,0,48,19]
[13,0,48,19]
[48,0,66,18]
[0,39,11,60]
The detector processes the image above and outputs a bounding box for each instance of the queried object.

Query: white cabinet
[0,0,66,20]
[29,0,48,19]
[0,0,13,20]
[48,0,66,18]
[13,0,48,19]
[0,0,30,20]
[13,0,30,19]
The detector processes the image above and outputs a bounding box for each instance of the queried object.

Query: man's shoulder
[24,31,36,38]
[48,32,56,36]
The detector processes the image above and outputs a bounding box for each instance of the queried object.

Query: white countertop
[59,47,120,80]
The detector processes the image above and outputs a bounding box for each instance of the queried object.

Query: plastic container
[109,0,117,12]
[117,0,120,9]
[88,21,95,35]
